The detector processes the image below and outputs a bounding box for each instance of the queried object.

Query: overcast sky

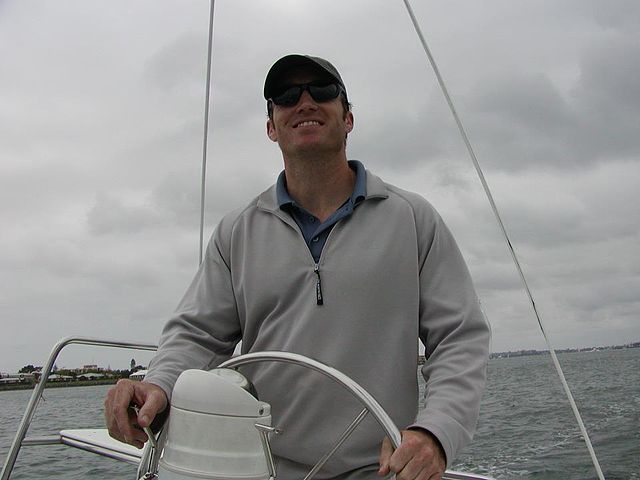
[1,0,639,372]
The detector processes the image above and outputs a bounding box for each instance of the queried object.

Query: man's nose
[295,90,318,111]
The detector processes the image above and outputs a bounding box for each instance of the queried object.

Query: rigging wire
[400,1,606,479]
[199,0,216,265]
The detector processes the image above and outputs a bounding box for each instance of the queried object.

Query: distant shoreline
[3,343,638,390]
[490,342,639,359]
[0,378,118,392]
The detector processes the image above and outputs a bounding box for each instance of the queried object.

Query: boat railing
[0,336,158,480]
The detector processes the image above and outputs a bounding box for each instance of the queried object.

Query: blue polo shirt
[277,160,367,263]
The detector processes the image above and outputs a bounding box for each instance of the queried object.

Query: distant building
[47,374,73,382]
[0,377,28,385]
[129,370,147,381]
[10,373,35,380]
[77,373,106,381]
[80,364,102,373]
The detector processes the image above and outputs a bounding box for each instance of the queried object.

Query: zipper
[314,264,323,305]
[268,209,334,306]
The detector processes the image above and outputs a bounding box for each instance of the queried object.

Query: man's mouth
[294,120,321,128]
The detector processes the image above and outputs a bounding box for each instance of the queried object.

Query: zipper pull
[314,264,324,306]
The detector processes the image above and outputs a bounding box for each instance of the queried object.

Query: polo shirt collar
[277,160,367,209]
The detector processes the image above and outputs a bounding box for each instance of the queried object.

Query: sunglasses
[271,82,342,107]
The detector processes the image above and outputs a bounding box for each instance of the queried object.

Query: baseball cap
[263,54,348,101]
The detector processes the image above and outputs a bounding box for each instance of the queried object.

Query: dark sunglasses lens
[272,86,303,106]
[308,84,340,102]
[272,83,340,106]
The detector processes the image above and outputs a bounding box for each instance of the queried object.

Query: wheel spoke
[302,408,369,480]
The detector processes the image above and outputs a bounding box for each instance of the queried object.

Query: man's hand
[378,429,446,480]
[104,379,168,449]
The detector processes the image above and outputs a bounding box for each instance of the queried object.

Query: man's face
[266,67,354,158]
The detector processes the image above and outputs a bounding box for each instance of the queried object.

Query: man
[105,54,490,480]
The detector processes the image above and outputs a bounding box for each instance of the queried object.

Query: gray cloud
[591,0,640,32]
[1,0,639,372]
[87,193,160,235]
[143,33,208,94]
[573,35,640,161]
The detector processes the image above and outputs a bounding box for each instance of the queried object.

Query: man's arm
[143,223,242,399]
[415,204,490,463]
[105,216,242,446]
[380,198,490,478]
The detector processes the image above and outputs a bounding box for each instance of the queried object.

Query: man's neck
[283,154,355,223]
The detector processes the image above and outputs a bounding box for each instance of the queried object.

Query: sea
[1,349,638,479]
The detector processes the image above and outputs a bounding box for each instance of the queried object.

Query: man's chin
[283,139,343,158]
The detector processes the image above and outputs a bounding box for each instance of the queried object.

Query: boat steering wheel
[219,351,402,480]
[138,351,401,480]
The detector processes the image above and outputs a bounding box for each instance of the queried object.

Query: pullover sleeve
[408,202,491,466]
[144,216,242,400]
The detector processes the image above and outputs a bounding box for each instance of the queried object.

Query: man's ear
[266,118,278,142]
[345,111,354,134]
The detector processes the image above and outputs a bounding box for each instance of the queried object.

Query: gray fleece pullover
[145,167,490,479]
